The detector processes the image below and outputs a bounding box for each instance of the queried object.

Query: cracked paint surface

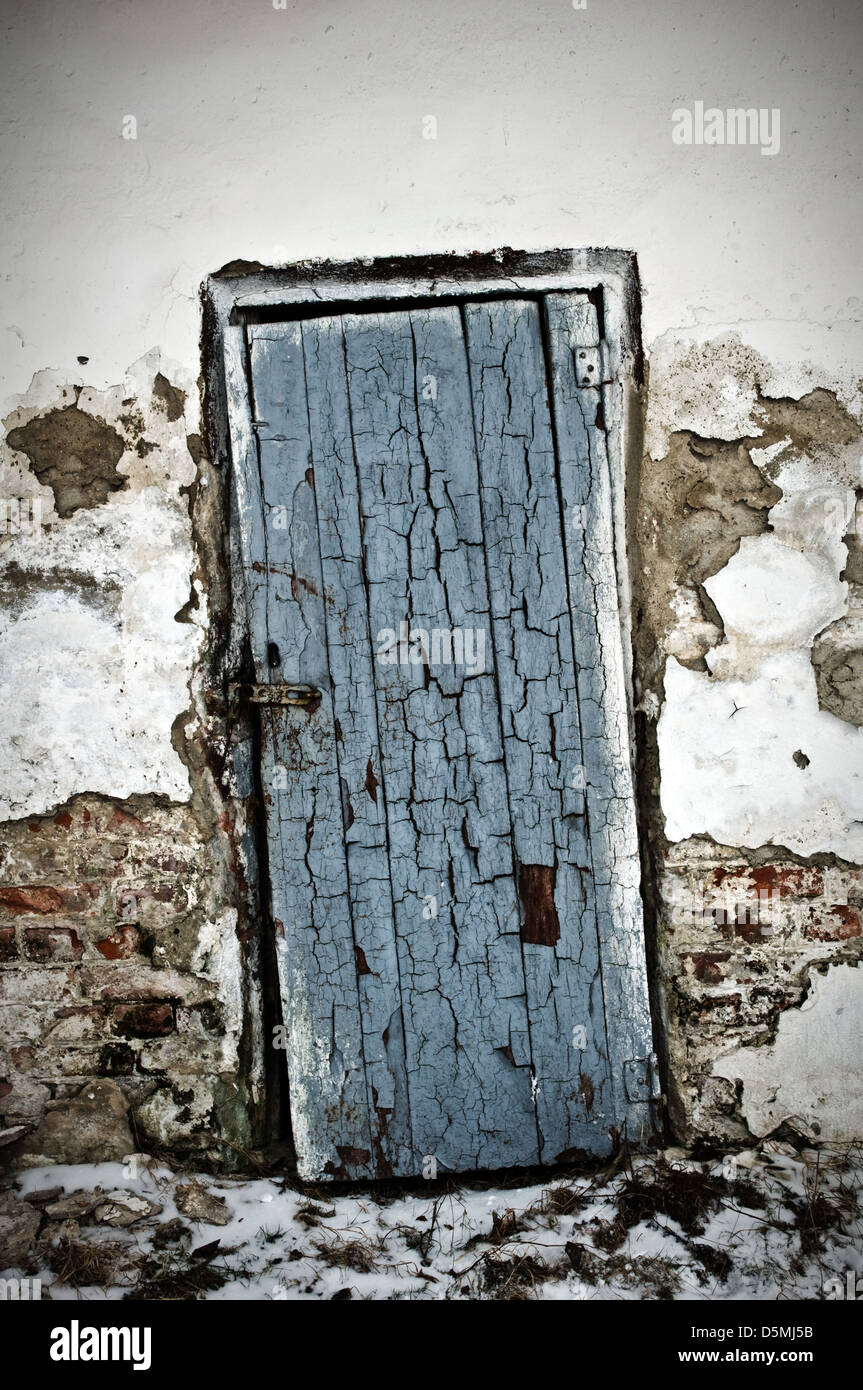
[234,293,653,1179]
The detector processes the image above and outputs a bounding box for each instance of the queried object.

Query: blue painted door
[231,293,655,1179]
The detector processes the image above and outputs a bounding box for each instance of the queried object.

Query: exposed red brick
[684,951,730,983]
[116,885,182,917]
[107,807,149,835]
[705,906,770,941]
[0,926,17,962]
[733,918,768,942]
[23,926,84,962]
[78,849,129,877]
[82,962,186,1002]
[697,993,742,1024]
[0,884,98,916]
[95,924,142,960]
[0,885,64,915]
[0,967,76,1002]
[112,1001,174,1037]
[804,903,862,942]
[51,1004,109,1033]
[711,864,823,899]
[27,823,40,834]
[152,885,179,904]
[54,811,73,830]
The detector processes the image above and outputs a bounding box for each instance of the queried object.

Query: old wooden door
[227,290,655,1179]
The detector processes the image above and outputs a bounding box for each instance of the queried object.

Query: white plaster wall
[713,965,863,1142]
[651,325,863,860]
[0,0,860,400]
[0,354,202,819]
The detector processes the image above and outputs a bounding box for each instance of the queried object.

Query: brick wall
[0,793,262,1165]
[659,840,863,1142]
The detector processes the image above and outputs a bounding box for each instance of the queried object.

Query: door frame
[203,248,660,1165]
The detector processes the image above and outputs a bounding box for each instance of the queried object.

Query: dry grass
[589,1216,628,1252]
[615,1158,767,1237]
[47,1236,139,1289]
[124,1240,255,1301]
[530,1183,591,1219]
[311,1230,383,1273]
[478,1250,563,1300]
[295,1201,336,1227]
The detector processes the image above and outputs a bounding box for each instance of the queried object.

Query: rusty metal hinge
[229,682,322,708]
[623,1052,661,1104]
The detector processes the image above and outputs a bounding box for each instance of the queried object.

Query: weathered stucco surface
[0,357,202,819]
[651,327,863,859]
[713,963,863,1142]
[1,0,861,1165]
[638,324,863,1143]
[0,353,269,1166]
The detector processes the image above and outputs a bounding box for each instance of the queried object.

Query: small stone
[9,1079,133,1167]
[0,1191,41,1265]
[44,1190,101,1220]
[731,1148,759,1169]
[0,1125,31,1148]
[1,1077,51,1126]
[174,1181,231,1227]
[22,1186,65,1206]
[760,1138,797,1158]
[37,1218,81,1252]
[801,1147,836,1167]
[92,1190,163,1227]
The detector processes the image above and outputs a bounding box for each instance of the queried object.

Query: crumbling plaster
[0,348,269,1164]
[640,323,863,1144]
[713,963,863,1143]
[650,325,863,859]
[0,354,203,819]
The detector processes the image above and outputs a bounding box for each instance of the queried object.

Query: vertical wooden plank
[543,293,655,1144]
[463,298,615,1160]
[343,306,540,1173]
[246,324,375,1179]
[223,326,270,671]
[300,315,414,1176]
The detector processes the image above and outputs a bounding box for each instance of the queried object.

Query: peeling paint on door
[224,272,655,1180]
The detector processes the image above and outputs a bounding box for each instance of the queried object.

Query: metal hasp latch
[229,682,322,708]
[623,1053,661,1104]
